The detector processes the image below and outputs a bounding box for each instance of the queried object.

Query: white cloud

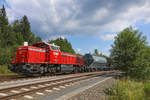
[101,46,112,56]
[76,48,82,52]
[43,35,66,42]
[104,1,150,32]
[100,33,117,41]
[4,0,150,39]
[92,8,109,22]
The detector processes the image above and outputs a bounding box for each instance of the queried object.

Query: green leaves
[13,16,42,45]
[110,27,150,79]
[0,5,8,27]
[48,38,75,54]
[0,5,42,65]
[94,49,99,56]
[105,79,145,100]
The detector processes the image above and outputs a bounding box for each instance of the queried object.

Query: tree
[0,5,9,47]
[48,37,75,54]
[12,20,24,45]
[13,18,42,45]
[93,49,108,58]
[35,36,42,43]
[3,25,16,47]
[0,28,2,47]
[94,49,99,56]
[110,27,150,79]
[20,15,33,44]
[0,5,8,27]
[12,20,21,33]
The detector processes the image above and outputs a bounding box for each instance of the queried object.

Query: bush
[105,79,147,100]
[0,65,16,75]
[144,81,150,99]
[0,48,11,65]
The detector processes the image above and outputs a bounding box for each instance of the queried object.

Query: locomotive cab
[49,44,61,64]
[32,42,61,63]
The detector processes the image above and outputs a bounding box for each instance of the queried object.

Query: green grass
[104,78,150,100]
[0,65,17,76]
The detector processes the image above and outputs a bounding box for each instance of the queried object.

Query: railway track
[0,71,113,100]
[0,73,65,83]
[0,75,20,82]
[0,71,108,83]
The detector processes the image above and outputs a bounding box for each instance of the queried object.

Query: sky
[0,0,150,56]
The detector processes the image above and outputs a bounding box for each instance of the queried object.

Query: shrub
[144,81,150,99]
[105,79,146,100]
[0,65,16,75]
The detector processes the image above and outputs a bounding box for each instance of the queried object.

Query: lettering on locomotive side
[61,53,76,57]
[53,52,59,55]
[28,48,46,52]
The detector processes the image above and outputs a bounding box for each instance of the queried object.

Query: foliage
[48,37,75,54]
[110,27,150,79]
[76,53,82,56]
[93,49,108,58]
[105,79,148,100]
[0,65,16,75]
[0,5,42,65]
[144,81,150,99]
[94,49,99,56]
[0,5,8,29]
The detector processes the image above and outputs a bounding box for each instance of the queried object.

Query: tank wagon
[83,54,107,71]
[9,42,108,76]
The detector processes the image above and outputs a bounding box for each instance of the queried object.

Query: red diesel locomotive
[9,42,85,76]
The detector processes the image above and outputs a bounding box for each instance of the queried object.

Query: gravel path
[67,78,117,100]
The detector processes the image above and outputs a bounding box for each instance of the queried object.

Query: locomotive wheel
[40,66,44,75]
[74,68,77,73]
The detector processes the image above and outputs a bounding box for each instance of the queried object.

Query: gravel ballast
[67,78,117,100]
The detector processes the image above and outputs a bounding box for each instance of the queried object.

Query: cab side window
[51,46,59,51]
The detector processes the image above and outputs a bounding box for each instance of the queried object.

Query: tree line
[0,5,42,65]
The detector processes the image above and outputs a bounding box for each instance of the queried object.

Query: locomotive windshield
[33,45,45,49]
[51,46,59,51]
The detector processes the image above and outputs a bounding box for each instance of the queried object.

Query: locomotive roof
[32,42,60,48]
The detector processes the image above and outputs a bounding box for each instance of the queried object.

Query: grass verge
[104,78,150,100]
[0,65,17,76]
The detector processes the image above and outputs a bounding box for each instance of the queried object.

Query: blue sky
[0,0,150,56]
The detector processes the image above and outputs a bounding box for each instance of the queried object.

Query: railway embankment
[66,77,116,100]
[0,65,16,76]
[0,71,119,100]
[104,78,150,100]
[38,71,121,100]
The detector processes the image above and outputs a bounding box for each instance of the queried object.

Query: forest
[0,5,42,65]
